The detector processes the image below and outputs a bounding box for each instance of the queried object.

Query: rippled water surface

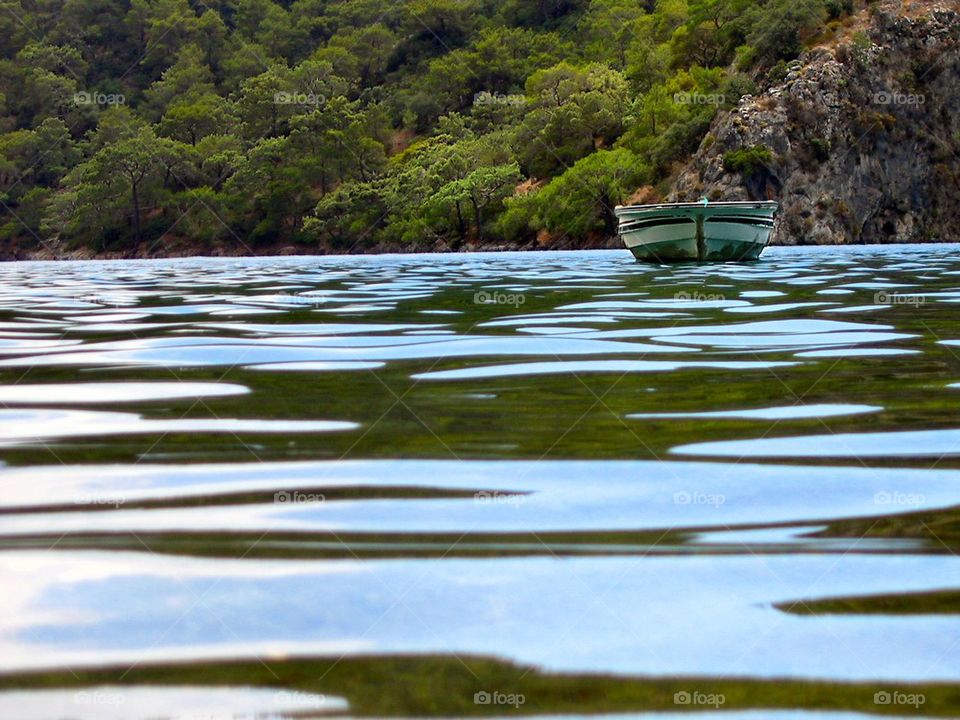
[2,246,960,717]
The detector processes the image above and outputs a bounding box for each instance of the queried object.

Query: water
[1,246,960,717]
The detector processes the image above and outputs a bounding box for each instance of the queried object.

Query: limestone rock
[668,3,960,244]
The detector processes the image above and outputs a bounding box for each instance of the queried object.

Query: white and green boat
[614,199,779,262]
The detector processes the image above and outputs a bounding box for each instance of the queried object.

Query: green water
[1,246,960,718]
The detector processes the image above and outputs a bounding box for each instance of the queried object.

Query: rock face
[669,3,960,244]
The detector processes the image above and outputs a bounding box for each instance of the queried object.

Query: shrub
[767,61,790,85]
[810,137,831,162]
[747,0,828,66]
[532,148,649,237]
[723,146,773,176]
[825,0,854,20]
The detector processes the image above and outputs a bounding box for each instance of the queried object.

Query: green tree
[429,162,521,241]
[533,148,647,236]
[160,94,234,145]
[324,24,397,86]
[143,47,217,119]
[670,0,752,68]
[401,0,479,54]
[746,0,827,65]
[52,126,179,247]
[311,180,392,248]
[196,10,230,74]
[0,118,77,199]
[469,27,572,90]
[236,0,311,58]
[193,134,244,190]
[236,65,295,139]
[578,0,648,69]
[130,0,200,74]
[515,63,629,176]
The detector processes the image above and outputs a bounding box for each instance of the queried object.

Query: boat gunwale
[615,201,779,215]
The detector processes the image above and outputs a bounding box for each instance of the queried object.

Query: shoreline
[1,236,953,261]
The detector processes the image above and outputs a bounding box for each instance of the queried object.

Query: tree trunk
[455,201,466,237]
[131,182,141,246]
[471,196,483,242]
[601,193,616,236]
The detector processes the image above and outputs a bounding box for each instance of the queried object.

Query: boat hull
[616,201,778,263]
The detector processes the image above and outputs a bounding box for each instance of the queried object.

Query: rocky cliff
[669,1,960,244]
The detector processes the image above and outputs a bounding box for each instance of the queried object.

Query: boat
[614,199,779,262]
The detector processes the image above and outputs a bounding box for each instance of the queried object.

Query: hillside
[670,0,960,245]
[0,0,954,257]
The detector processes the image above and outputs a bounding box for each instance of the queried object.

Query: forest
[0,0,855,254]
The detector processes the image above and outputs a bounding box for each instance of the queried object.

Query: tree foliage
[0,0,847,252]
